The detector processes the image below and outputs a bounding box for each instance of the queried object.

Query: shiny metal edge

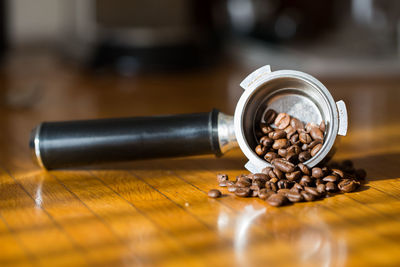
[29,123,46,169]
[217,112,238,154]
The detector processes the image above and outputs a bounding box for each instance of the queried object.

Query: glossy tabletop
[0,51,400,266]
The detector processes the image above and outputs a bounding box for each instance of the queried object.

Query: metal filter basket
[30,65,347,172]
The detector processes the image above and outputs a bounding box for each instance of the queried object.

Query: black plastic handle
[30,109,221,169]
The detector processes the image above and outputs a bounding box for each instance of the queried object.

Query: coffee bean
[271,129,286,140]
[290,134,300,145]
[277,188,290,196]
[258,189,274,200]
[312,167,324,179]
[261,167,272,175]
[321,166,330,176]
[235,187,251,197]
[301,191,316,202]
[268,170,277,179]
[317,184,326,194]
[286,170,301,181]
[208,189,221,198]
[253,173,269,180]
[265,181,278,192]
[355,169,367,180]
[322,175,338,183]
[274,113,291,129]
[285,151,298,164]
[228,185,237,193]
[264,152,279,162]
[272,139,290,150]
[255,145,267,156]
[304,186,320,197]
[284,125,296,139]
[252,178,266,188]
[290,118,304,131]
[308,140,322,149]
[269,177,278,184]
[273,168,285,180]
[305,122,318,132]
[236,180,251,188]
[301,143,308,151]
[226,181,235,187]
[325,182,337,192]
[278,148,288,157]
[338,179,360,193]
[219,181,228,187]
[259,136,273,148]
[315,179,323,186]
[299,132,312,144]
[260,123,273,134]
[310,127,324,141]
[272,158,296,173]
[287,145,301,155]
[252,190,259,197]
[217,174,228,183]
[277,179,290,189]
[267,193,288,207]
[298,163,310,175]
[298,151,311,162]
[288,191,303,202]
[311,143,322,156]
[299,175,312,187]
[264,109,277,124]
[237,176,251,183]
[319,121,326,132]
[331,168,344,178]
[292,183,303,191]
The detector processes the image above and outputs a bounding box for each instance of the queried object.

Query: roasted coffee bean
[255,145,267,156]
[277,189,290,196]
[269,177,278,184]
[273,168,285,180]
[284,125,296,139]
[272,158,296,173]
[286,170,301,181]
[217,174,228,183]
[308,140,322,149]
[271,129,286,140]
[311,143,323,157]
[299,175,312,187]
[287,145,301,155]
[305,122,318,133]
[264,152,279,162]
[319,121,326,132]
[285,152,298,164]
[298,163,310,175]
[260,136,274,148]
[317,184,326,194]
[278,148,288,157]
[252,190,259,197]
[258,189,274,200]
[272,139,290,150]
[253,173,269,180]
[219,181,228,187]
[226,181,235,187]
[227,185,237,193]
[323,175,338,183]
[250,185,260,192]
[261,167,272,175]
[298,151,311,162]
[292,183,303,191]
[301,143,308,151]
[237,176,251,183]
[260,123,273,134]
[310,127,324,141]
[208,189,221,198]
[267,193,288,207]
[288,191,303,202]
[290,134,300,145]
[315,179,324,186]
[290,118,304,131]
[299,132,312,144]
[355,169,367,180]
[265,181,278,192]
[338,179,360,193]
[264,109,277,124]
[235,187,251,197]
[311,167,324,179]
[321,167,330,176]
[325,182,337,192]
[277,179,290,189]
[304,186,320,197]
[301,191,316,202]
[268,170,277,179]
[274,113,291,129]
[252,178,266,188]
[331,168,344,178]
[236,180,251,188]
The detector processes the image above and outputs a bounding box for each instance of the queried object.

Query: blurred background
[0,0,399,119]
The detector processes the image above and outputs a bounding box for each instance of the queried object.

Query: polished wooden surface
[1,51,400,266]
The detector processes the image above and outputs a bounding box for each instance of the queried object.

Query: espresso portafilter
[30,65,348,173]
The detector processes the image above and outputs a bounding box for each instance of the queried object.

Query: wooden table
[1,51,400,266]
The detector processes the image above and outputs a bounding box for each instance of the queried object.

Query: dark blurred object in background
[91,0,225,73]
[0,0,6,61]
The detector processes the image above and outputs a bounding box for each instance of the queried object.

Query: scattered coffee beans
[212,109,367,207]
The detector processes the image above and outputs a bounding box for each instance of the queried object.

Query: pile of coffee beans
[208,110,367,207]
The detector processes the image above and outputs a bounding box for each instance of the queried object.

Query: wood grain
[0,51,400,266]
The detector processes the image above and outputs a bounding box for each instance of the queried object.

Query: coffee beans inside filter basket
[209,110,367,207]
